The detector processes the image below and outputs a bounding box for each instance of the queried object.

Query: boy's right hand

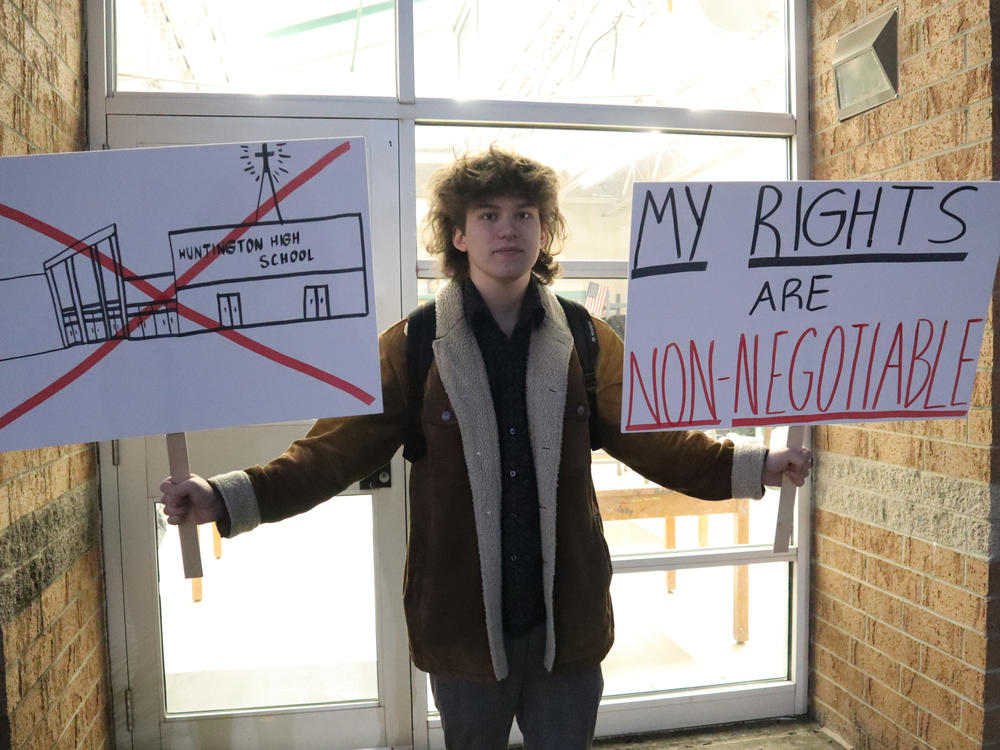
[159,474,223,526]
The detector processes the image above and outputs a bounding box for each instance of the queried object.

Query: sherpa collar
[431,279,574,679]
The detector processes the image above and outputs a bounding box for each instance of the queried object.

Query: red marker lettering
[872,322,905,410]
[689,340,718,422]
[765,330,789,415]
[734,333,759,415]
[661,343,687,424]
[904,319,935,407]
[816,326,845,412]
[924,320,948,409]
[950,318,984,406]
[627,349,661,429]
[862,322,882,409]
[846,323,869,410]
[788,328,817,411]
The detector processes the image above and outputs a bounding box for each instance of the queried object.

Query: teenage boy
[160,146,811,750]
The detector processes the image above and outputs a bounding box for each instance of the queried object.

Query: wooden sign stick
[166,432,203,579]
[772,424,805,553]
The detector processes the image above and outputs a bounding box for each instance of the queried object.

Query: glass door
[413,124,810,747]
[100,116,411,749]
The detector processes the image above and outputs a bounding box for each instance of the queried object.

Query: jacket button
[441,410,452,421]
[576,404,586,416]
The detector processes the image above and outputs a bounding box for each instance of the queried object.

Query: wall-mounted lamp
[833,9,898,121]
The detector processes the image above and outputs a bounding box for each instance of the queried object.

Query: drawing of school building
[0,214,369,363]
[167,213,368,335]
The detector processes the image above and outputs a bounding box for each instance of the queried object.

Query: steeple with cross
[255,142,284,223]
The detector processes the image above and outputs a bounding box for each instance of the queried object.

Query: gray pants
[430,624,604,750]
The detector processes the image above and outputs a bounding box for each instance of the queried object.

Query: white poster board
[0,137,382,452]
[623,181,1000,433]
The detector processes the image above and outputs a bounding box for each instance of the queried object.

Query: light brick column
[808,0,1000,747]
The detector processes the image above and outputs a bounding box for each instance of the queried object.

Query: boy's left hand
[762,446,812,488]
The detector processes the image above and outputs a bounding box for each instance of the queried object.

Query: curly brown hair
[422,145,566,285]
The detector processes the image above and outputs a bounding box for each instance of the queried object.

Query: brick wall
[0,0,86,154]
[809,0,999,748]
[0,0,112,748]
[0,448,111,750]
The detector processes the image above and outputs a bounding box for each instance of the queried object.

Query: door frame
[97,111,812,750]
[99,115,412,749]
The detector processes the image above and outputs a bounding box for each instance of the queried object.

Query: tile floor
[595,719,848,749]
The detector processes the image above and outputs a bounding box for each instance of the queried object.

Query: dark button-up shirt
[463,279,546,635]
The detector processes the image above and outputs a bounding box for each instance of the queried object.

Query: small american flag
[583,282,609,317]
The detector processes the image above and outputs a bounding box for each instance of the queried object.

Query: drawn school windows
[48,263,84,346]
[128,301,179,339]
[43,225,127,348]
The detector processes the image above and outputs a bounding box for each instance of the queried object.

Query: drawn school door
[216,292,244,327]
[99,117,410,750]
[303,285,331,319]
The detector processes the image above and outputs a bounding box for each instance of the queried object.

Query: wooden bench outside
[596,484,750,643]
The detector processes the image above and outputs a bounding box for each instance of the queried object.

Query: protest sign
[623,181,1000,433]
[0,137,382,453]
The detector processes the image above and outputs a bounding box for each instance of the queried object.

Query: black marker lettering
[749,281,776,315]
[750,185,782,257]
[847,186,882,249]
[802,188,847,248]
[684,184,713,261]
[781,277,804,311]
[807,274,833,311]
[891,184,933,245]
[930,185,978,244]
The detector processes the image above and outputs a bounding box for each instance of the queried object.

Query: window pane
[603,563,789,696]
[597,427,791,555]
[551,278,628,334]
[116,1,396,95]
[157,495,378,713]
[415,125,788,265]
[552,280,790,556]
[415,0,789,111]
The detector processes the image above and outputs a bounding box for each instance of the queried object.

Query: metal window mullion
[102,92,409,118]
[789,0,812,179]
[399,119,419,309]
[557,260,629,279]
[102,93,796,140]
[412,99,796,137]
[396,0,415,104]
[416,259,630,279]
[611,545,797,574]
[88,0,112,149]
[599,681,797,713]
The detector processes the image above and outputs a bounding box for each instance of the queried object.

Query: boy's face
[452,195,547,288]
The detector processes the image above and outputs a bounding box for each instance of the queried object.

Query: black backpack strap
[557,296,603,451]
[402,301,436,462]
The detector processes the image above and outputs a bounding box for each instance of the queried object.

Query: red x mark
[0,140,377,434]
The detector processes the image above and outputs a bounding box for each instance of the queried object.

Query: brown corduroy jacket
[217,282,766,682]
